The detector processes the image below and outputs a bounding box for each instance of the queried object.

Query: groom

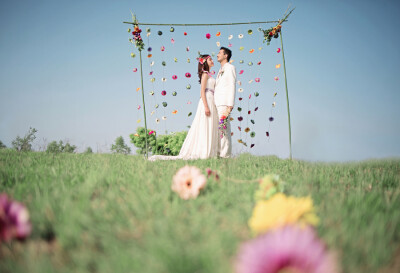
[215,47,237,158]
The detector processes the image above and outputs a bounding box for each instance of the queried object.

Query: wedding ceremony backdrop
[124,9,295,159]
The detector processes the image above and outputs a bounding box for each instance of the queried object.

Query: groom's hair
[220,47,232,62]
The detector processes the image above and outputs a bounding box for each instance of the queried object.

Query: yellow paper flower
[248,193,319,235]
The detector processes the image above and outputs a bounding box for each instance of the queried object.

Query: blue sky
[1,0,399,162]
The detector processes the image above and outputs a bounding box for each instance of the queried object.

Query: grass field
[0,149,399,273]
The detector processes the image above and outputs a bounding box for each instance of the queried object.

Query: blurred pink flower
[0,194,32,242]
[235,225,339,273]
[172,166,207,200]
[206,33,211,39]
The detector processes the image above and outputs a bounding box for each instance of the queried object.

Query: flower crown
[196,55,210,65]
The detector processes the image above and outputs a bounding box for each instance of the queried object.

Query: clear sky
[1,0,399,162]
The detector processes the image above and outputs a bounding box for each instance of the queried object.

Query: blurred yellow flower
[249,193,319,235]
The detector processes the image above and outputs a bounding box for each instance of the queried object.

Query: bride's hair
[198,54,210,84]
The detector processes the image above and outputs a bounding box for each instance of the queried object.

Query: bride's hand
[205,108,211,116]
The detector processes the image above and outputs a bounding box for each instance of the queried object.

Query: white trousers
[216,105,232,158]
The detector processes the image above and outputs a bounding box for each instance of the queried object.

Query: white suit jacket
[215,63,236,107]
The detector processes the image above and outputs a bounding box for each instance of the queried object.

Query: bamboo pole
[139,50,149,159]
[279,30,292,160]
[123,20,287,26]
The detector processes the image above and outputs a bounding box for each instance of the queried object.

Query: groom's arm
[226,65,236,114]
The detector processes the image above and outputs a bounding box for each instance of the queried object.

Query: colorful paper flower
[250,132,256,138]
[228,35,233,40]
[172,110,178,114]
[127,28,131,32]
[255,107,259,111]
[186,46,190,51]
[161,90,167,96]
[269,117,274,122]
[228,43,233,47]
[186,84,191,89]
[174,57,178,62]
[239,70,244,74]
[245,127,250,133]
[150,77,155,83]
[248,193,319,235]
[155,104,159,108]
[235,225,338,273]
[137,119,141,123]
[249,49,255,53]
[248,62,253,66]
[171,38,175,44]
[206,33,211,39]
[216,42,220,47]
[147,47,152,52]
[238,126,242,131]
[275,64,281,69]
[161,77,167,82]
[240,60,244,64]
[161,46,165,51]
[162,102,167,107]
[248,110,251,115]
[248,80,253,84]
[158,31,162,35]
[150,111,155,115]
[130,53,136,58]
[237,107,242,112]
[170,27,174,32]
[216,32,221,36]
[150,61,154,66]
[136,87,140,92]
[171,166,207,200]
[251,119,255,124]
[172,75,177,80]
[238,88,244,93]
[257,61,262,65]
[237,81,242,85]
[172,91,177,96]
[248,29,253,35]
[239,97,243,101]
[162,61,166,66]
[162,116,167,120]
[133,68,137,72]
[137,105,141,110]
[255,78,260,83]
[147,54,152,58]
[149,91,154,96]
[155,118,160,123]
[254,92,259,97]
[0,194,32,241]
[277,48,281,53]
[185,72,191,78]
[238,34,244,39]
[238,116,243,121]
[266,131,269,137]
[239,46,244,51]
[187,58,190,63]
[272,102,276,107]
[184,32,187,36]
[249,94,252,99]
[274,76,279,81]
[188,112,192,116]
[250,144,255,148]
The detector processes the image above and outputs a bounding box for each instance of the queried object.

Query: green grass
[0,149,399,273]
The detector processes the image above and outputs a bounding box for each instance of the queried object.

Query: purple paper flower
[0,194,32,242]
[235,225,338,273]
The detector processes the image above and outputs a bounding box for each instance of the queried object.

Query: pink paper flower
[239,70,244,75]
[0,194,32,242]
[235,225,339,273]
[274,77,279,81]
[206,33,211,39]
[161,46,165,51]
[161,90,167,96]
[133,68,138,72]
[255,78,260,83]
[277,48,281,53]
[171,166,207,200]
[185,72,191,78]
[172,75,177,80]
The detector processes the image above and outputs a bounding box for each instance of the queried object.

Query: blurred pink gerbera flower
[0,194,32,242]
[172,166,207,200]
[235,225,339,273]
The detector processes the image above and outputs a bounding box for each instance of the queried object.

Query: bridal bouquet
[219,109,231,138]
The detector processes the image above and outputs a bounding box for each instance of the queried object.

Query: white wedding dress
[148,76,219,161]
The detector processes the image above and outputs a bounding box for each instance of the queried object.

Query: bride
[148,54,219,161]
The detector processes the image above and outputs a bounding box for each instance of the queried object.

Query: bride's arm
[200,73,210,116]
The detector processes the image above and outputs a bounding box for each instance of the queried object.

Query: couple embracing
[148,47,236,161]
